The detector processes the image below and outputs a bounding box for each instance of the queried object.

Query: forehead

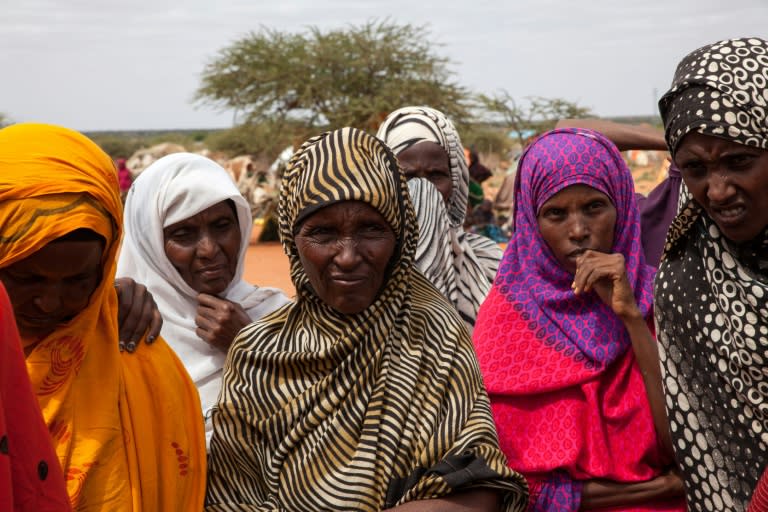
[541,184,610,205]
[302,200,389,225]
[676,132,753,156]
[165,200,236,227]
[3,239,102,275]
[397,141,449,165]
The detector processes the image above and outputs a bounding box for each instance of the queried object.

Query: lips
[196,265,227,278]
[709,204,747,227]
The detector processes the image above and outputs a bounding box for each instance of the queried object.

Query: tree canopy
[196,21,470,133]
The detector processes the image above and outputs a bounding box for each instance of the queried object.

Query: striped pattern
[206,127,527,511]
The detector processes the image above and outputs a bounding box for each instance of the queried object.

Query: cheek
[164,243,192,269]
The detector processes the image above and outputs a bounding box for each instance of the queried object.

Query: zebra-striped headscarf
[205,127,528,511]
[377,107,503,330]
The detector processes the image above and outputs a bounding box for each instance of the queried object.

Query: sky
[2,0,766,131]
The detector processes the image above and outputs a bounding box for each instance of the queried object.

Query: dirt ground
[243,242,295,297]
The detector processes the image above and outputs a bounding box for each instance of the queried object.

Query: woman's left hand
[115,277,163,352]
[572,250,641,320]
[195,293,252,352]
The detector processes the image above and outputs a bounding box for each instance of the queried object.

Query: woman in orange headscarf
[0,123,206,511]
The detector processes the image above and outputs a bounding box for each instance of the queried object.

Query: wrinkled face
[0,240,103,340]
[163,200,242,295]
[295,201,396,315]
[675,132,768,243]
[537,184,617,274]
[396,141,453,203]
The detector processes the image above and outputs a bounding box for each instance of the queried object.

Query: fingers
[572,251,625,295]
[116,279,161,353]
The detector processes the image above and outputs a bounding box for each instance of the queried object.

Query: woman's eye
[725,154,755,170]
[542,208,565,220]
[680,161,707,178]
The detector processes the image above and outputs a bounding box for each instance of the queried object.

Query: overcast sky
[2,0,765,131]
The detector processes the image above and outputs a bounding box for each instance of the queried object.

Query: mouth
[16,314,61,335]
[330,275,366,286]
[196,265,228,279]
[567,248,588,259]
[709,204,747,227]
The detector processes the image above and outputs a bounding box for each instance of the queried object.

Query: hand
[571,251,641,321]
[195,293,252,352]
[115,277,163,353]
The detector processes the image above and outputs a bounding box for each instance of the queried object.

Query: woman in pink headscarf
[473,128,684,511]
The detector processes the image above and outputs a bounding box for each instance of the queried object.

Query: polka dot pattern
[659,37,768,155]
[656,207,768,512]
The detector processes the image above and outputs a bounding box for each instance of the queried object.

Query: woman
[377,106,502,330]
[0,123,206,511]
[656,36,768,511]
[473,128,684,511]
[117,152,290,444]
[0,282,70,511]
[206,127,528,511]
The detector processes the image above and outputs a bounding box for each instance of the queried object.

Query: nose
[333,239,362,269]
[33,287,62,314]
[567,215,590,244]
[706,174,734,204]
[196,234,220,259]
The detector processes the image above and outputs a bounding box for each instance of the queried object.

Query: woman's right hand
[572,250,641,321]
[195,293,252,352]
[579,468,684,510]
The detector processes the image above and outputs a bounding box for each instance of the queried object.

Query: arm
[572,251,673,459]
[385,488,501,512]
[556,119,667,151]
[580,469,683,510]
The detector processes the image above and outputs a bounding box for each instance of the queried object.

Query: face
[396,141,453,203]
[163,200,242,295]
[295,201,396,315]
[537,184,617,274]
[0,240,103,340]
[674,132,768,243]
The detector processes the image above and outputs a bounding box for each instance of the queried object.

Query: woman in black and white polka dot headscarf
[656,37,768,512]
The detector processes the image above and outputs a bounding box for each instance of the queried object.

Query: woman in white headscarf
[117,153,291,444]
[377,106,502,331]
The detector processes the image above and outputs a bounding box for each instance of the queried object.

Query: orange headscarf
[0,123,205,511]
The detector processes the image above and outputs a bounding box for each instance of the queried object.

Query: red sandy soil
[243,241,295,297]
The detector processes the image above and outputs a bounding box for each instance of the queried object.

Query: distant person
[377,106,503,331]
[115,157,132,202]
[655,36,768,511]
[117,152,291,445]
[0,123,206,510]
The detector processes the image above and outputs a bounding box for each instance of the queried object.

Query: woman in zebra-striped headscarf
[377,107,503,331]
[205,127,528,511]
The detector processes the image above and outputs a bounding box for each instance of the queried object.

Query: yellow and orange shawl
[0,123,206,511]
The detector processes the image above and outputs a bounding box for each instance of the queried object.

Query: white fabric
[116,153,291,443]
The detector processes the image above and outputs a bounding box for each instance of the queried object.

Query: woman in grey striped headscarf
[205,127,528,512]
[655,37,768,512]
[377,106,502,331]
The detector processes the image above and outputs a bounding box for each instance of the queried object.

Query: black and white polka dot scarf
[660,37,768,157]
[656,37,768,512]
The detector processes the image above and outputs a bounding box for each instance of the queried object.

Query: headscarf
[116,152,290,444]
[206,127,528,511]
[636,162,682,267]
[655,37,768,512]
[115,158,132,193]
[660,37,768,157]
[377,106,503,330]
[473,129,666,511]
[0,282,71,511]
[0,123,205,511]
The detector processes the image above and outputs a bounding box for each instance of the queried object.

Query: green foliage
[460,124,513,156]
[88,134,146,159]
[478,91,594,146]
[205,121,313,159]
[196,20,470,132]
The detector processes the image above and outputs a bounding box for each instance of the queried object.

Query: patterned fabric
[0,282,71,511]
[0,123,206,511]
[751,468,768,512]
[655,36,768,512]
[377,106,503,330]
[473,129,678,511]
[660,37,768,156]
[116,152,290,445]
[206,127,528,511]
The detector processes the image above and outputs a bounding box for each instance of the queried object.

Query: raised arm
[556,119,667,151]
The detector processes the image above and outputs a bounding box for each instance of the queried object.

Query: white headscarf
[116,152,290,442]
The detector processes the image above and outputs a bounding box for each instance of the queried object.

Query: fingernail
[147,336,156,344]
[119,342,125,352]
[127,342,136,353]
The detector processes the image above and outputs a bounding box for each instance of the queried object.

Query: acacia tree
[479,90,593,146]
[196,21,470,135]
